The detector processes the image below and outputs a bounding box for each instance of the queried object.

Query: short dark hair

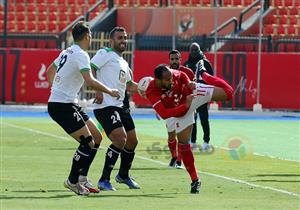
[169,50,181,58]
[154,64,170,80]
[72,21,90,42]
[109,26,126,39]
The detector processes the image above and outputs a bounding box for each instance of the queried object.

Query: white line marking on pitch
[2,121,300,198]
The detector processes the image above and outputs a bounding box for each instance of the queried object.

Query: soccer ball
[137,76,153,98]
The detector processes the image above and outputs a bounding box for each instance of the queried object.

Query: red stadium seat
[49,5,57,13]
[277,25,285,35]
[8,13,15,21]
[59,13,67,21]
[286,44,295,52]
[27,4,36,12]
[88,0,97,5]
[8,22,15,32]
[15,39,26,48]
[0,12,3,21]
[17,22,26,32]
[48,22,57,32]
[46,0,55,4]
[36,0,45,3]
[58,6,68,13]
[0,4,3,12]
[243,0,253,6]
[279,15,287,24]
[69,12,80,21]
[67,0,76,4]
[265,24,274,35]
[273,0,282,7]
[58,22,67,31]
[223,0,232,6]
[38,12,47,21]
[287,25,296,35]
[37,22,47,32]
[16,4,25,12]
[201,0,211,6]
[77,0,85,5]
[17,13,26,21]
[49,13,57,21]
[289,7,298,15]
[27,22,36,32]
[289,16,297,25]
[27,0,35,3]
[279,8,288,15]
[27,12,36,21]
[265,15,276,24]
[294,0,300,7]
[47,40,57,48]
[36,40,47,48]
[140,0,149,6]
[27,39,37,48]
[284,0,293,6]
[8,4,15,11]
[37,4,47,13]
[57,0,66,4]
[233,0,242,6]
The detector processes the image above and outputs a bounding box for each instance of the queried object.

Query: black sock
[100,144,121,181]
[68,144,92,184]
[118,147,135,179]
[80,143,100,177]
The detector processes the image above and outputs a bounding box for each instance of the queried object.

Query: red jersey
[177,65,194,81]
[146,70,193,119]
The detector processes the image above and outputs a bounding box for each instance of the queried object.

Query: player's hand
[187,82,196,90]
[138,89,147,99]
[109,89,121,99]
[94,91,104,104]
[185,94,195,108]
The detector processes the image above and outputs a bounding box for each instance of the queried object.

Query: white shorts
[170,83,214,133]
[165,117,176,133]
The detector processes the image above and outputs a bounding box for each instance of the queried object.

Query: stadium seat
[37,22,47,32]
[27,39,37,48]
[49,13,57,21]
[46,0,55,4]
[0,12,4,21]
[67,0,76,4]
[295,0,300,6]
[58,6,68,13]
[36,40,47,48]
[265,15,276,24]
[88,0,97,5]
[233,0,242,6]
[287,25,296,35]
[140,0,149,6]
[48,22,57,32]
[36,0,45,3]
[0,5,3,12]
[27,0,35,3]
[77,0,85,5]
[57,0,66,4]
[279,15,287,24]
[37,4,47,13]
[273,0,282,7]
[47,40,57,48]
[69,12,80,21]
[277,25,285,35]
[15,39,26,48]
[201,0,211,6]
[289,16,297,25]
[8,4,15,11]
[17,13,26,21]
[279,8,288,15]
[17,22,26,32]
[16,4,25,12]
[59,13,67,22]
[27,4,36,12]
[27,22,36,32]
[8,13,15,21]
[289,7,298,15]
[8,22,15,32]
[27,12,36,21]
[58,22,67,31]
[49,5,57,13]
[38,12,47,21]
[265,24,274,34]
[223,0,232,6]
[284,0,293,6]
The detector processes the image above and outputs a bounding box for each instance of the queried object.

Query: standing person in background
[47,21,120,195]
[166,50,194,169]
[91,26,140,191]
[184,43,214,151]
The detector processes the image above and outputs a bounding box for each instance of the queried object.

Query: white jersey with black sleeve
[48,44,91,103]
[91,48,132,108]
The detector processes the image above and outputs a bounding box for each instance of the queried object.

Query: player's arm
[126,81,138,93]
[81,70,120,98]
[90,65,103,104]
[152,96,193,120]
[46,63,56,85]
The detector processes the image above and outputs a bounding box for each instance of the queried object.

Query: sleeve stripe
[52,62,57,69]
[91,63,99,70]
[80,68,91,72]
[152,100,161,108]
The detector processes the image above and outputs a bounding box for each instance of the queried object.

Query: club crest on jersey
[119,70,126,84]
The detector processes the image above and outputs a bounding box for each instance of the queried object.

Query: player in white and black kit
[47,21,120,195]
[91,27,140,191]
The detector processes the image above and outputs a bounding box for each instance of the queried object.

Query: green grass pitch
[1,116,300,210]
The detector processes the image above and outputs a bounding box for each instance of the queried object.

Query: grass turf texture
[1,117,300,210]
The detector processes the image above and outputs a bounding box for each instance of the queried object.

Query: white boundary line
[1,122,300,198]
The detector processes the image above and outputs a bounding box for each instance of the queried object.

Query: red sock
[202,72,233,100]
[168,139,177,158]
[179,143,198,181]
[177,141,182,162]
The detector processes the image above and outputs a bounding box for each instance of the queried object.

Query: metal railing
[210,17,238,36]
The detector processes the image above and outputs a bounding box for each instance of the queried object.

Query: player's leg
[94,107,126,191]
[190,112,198,149]
[166,118,177,167]
[78,117,102,193]
[198,103,211,151]
[176,113,201,194]
[115,108,140,189]
[48,102,93,195]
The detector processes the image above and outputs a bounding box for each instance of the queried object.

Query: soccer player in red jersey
[166,50,195,169]
[144,62,233,193]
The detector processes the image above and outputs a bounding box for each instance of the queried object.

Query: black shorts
[93,106,135,136]
[48,102,89,134]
